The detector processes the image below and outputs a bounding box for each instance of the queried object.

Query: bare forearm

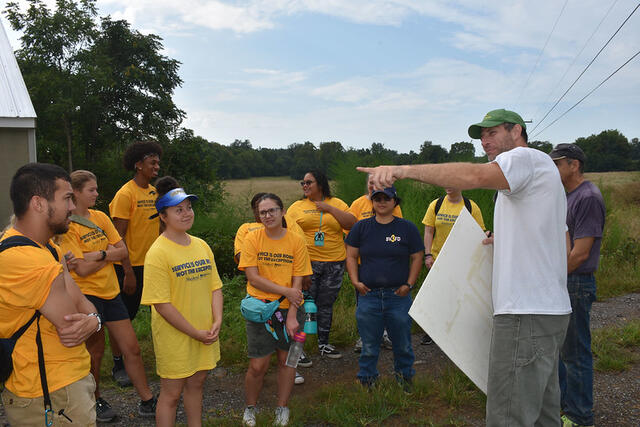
[73,259,107,277]
[211,289,223,325]
[568,250,590,273]
[345,255,359,285]
[246,271,290,296]
[400,163,506,190]
[408,252,423,284]
[330,208,356,229]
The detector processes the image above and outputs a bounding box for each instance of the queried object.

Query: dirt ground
[2,293,639,426]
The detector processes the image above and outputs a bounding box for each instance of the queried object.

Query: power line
[517,0,569,103]
[531,0,620,123]
[531,48,640,139]
[530,2,640,133]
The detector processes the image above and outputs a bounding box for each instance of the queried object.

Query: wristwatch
[405,283,414,290]
[99,250,107,261]
[87,312,102,332]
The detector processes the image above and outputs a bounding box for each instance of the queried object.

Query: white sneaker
[243,406,257,427]
[294,371,304,385]
[354,337,363,353]
[274,406,290,426]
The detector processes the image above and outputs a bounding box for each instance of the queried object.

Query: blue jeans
[356,287,415,384]
[559,274,596,426]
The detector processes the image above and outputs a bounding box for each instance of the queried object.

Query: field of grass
[223,176,304,209]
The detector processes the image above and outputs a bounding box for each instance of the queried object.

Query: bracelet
[87,312,102,332]
[405,283,414,290]
[425,253,433,258]
[100,250,107,261]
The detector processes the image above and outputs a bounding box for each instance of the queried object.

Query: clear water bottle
[303,297,317,335]
[285,331,306,368]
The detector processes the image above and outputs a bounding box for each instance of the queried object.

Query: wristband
[100,250,107,261]
[87,312,102,332]
[425,253,433,258]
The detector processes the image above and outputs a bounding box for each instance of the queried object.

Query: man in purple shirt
[551,143,605,427]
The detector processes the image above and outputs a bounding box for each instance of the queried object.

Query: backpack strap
[0,235,59,262]
[433,196,445,216]
[69,214,105,236]
[463,197,472,214]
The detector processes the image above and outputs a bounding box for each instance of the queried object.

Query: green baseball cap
[468,109,526,139]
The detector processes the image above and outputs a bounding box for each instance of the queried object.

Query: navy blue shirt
[345,216,424,289]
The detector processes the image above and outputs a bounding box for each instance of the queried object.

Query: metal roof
[0,20,36,121]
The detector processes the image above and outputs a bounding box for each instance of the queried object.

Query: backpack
[0,235,58,420]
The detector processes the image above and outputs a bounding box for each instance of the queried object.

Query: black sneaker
[96,397,117,422]
[138,396,157,417]
[421,334,433,345]
[112,366,132,387]
[318,344,342,359]
[298,352,313,368]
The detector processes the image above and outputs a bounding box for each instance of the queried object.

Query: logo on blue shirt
[385,234,401,242]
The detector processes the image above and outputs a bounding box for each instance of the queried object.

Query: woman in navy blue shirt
[345,186,424,388]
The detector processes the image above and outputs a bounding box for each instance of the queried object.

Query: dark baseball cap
[468,109,526,139]
[370,186,398,200]
[549,143,586,163]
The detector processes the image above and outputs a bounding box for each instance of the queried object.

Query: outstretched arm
[357,162,510,192]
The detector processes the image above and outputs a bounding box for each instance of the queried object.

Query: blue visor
[149,188,198,219]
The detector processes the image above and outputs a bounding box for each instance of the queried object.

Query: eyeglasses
[258,207,282,218]
[300,180,315,187]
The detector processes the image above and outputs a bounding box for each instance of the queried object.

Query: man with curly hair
[108,140,162,387]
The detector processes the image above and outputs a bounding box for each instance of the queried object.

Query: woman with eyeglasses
[141,177,224,426]
[239,193,312,427]
[345,186,424,389]
[287,170,356,360]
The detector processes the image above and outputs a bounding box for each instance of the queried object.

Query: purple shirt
[567,180,605,274]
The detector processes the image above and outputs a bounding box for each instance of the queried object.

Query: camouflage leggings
[308,260,345,345]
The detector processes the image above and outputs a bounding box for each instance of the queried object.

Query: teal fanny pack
[240,294,288,342]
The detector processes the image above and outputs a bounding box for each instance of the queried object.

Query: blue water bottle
[303,296,317,335]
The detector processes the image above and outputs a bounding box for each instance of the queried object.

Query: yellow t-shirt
[238,228,312,309]
[233,216,305,258]
[286,197,350,262]
[59,210,122,299]
[141,235,223,379]
[109,180,159,266]
[0,228,90,397]
[422,197,485,259]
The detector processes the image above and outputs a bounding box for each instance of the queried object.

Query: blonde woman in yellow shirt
[60,170,156,421]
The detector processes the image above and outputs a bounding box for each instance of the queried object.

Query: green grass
[202,368,484,426]
[592,319,640,372]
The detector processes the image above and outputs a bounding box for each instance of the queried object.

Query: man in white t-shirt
[359,109,571,426]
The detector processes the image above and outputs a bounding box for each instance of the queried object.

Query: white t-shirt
[492,146,571,315]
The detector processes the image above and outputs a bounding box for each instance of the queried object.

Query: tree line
[5,0,639,207]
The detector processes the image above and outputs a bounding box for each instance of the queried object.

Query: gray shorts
[246,307,305,359]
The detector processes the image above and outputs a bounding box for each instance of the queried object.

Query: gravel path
[2,293,639,426]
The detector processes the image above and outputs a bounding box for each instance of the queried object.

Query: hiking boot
[138,396,157,417]
[354,337,363,353]
[318,343,342,359]
[243,406,257,427]
[95,397,117,422]
[420,333,433,345]
[298,352,312,368]
[274,406,290,426]
[294,371,305,385]
[111,366,132,387]
[561,415,593,427]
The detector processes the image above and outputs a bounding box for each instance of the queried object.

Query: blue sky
[3,0,639,154]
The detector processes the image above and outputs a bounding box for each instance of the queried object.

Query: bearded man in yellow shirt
[1,163,101,426]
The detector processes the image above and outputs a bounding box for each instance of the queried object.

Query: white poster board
[409,208,493,393]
